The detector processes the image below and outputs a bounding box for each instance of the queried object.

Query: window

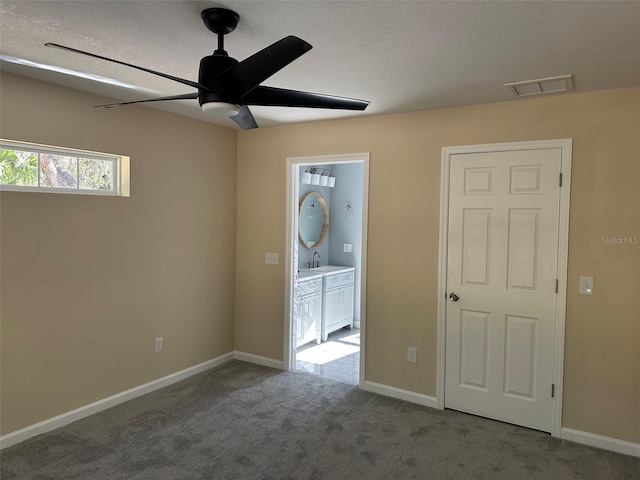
[0,139,129,196]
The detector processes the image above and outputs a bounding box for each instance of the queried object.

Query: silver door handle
[448,292,460,302]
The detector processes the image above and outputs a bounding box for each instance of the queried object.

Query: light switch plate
[579,276,594,295]
[407,347,417,364]
[344,243,352,253]
[265,252,279,265]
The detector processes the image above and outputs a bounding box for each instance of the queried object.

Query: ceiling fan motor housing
[198,54,240,107]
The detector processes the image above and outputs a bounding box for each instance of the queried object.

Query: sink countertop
[297,270,324,281]
[298,265,355,280]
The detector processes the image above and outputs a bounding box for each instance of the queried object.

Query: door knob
[448,292,460,302]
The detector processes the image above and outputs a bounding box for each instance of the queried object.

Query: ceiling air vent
[505,75,573,98]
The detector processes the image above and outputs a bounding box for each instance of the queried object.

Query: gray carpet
[1,361,638,479]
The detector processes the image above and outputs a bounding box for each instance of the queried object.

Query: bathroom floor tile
[296,327,360,385]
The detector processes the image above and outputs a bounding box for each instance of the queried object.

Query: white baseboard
[561,427,640,457]
[6,354,635,460]
[362,380,439,409]
[360,383,638,457]
[0,352,234,450]
[233,351,284,370]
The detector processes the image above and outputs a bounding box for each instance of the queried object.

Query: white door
[445,148,561,432]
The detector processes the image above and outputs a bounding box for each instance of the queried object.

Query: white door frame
[436,139,572,437]
[284,152,370,388]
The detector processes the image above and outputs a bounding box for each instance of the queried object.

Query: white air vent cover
[505,75,574,97]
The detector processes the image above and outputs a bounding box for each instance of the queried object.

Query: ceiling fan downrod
[201,8,239,56]
[216,33,226,56]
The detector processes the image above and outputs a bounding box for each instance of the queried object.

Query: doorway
[437,139,572,436]
[284,153,369,388]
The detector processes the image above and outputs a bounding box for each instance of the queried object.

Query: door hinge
[551,383,555,398]
[559,173,563,187]
[555,279,559,294]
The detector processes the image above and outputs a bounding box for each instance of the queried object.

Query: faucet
[312,251,321,268]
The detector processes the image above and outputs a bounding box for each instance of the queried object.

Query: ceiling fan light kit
[200,102,240,116]
[44,8,369,130]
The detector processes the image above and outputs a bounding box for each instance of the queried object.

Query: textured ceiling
[1,1,639,129]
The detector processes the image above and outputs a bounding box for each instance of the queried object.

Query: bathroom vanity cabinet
[295,275,322,347]
[297,266,356,344]
[321,268,355,341]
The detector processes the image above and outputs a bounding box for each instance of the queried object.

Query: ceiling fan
[45,7,369,130]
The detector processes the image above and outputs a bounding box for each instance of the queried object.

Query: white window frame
[0,139,130,197]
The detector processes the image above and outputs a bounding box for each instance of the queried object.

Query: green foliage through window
[0,149,38,186]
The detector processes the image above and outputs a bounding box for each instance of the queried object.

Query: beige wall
[236,87,640,443]
[0,74,238,434]
[1,72,638,445]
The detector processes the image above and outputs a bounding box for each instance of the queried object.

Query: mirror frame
[298,191,329,250]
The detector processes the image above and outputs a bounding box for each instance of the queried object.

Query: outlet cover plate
[579,275,594,295]
[407,347,417,363]
[154,337,163,353]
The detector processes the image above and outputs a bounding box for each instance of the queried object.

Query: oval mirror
[298,191,329,249]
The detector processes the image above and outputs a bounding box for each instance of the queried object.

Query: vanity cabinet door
[340,284,355,323]
[304,293,322,345]
[295,300,304,344]
[324,289,343,332]
[294,278,322,347]
[296,298,312,348]
[296,278,323,348]
[322,286,354,341]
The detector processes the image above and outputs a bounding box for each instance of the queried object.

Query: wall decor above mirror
[299,191,329,249]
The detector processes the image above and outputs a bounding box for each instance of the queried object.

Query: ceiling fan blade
[96,93,198,108]
[215,36,312,97]
[242,86,370,110]
[45,43,210,92]
[230,105,258,130]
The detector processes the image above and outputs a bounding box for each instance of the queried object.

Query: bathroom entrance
[284,153,369,387]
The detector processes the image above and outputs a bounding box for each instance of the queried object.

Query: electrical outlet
[579,276,594,295]
[154,337,163,353]
[343,243,352,253]
[407,347,417,364]
[265,252,279,265]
